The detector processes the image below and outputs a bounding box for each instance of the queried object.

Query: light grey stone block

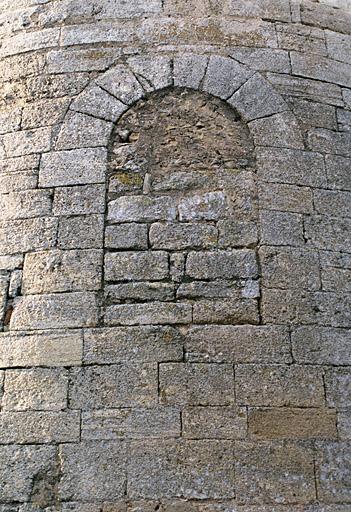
[186,250,257,279]
[304,214,351,252]
[53,184,106,215]
[10,292,99,330]
[127,439,235,499]
[96,64,144,104]
[2,127,51,157]
[127,55,172,91]
[71,85,128,122]
[3,368,68,411]
[46,47,118,73]
[105,302,192,326]
[21,97,71,130]
[0,445,56,502]
[0,190,52,221]
[59,441,127,501]
[178,191,226,221]
[108,195,176,222]
[0,27,59,58]
[314,189,351,217]
[230,48,291,73]
[173,54,208,89]
[228,74,287,121]
[0,330,83,368]
[185,325,291,363]
[202,56,252,99]
[259,182,313,213]
[326,154,351,190]
[316,441,351,503]
[61,22,132,46]
[0,217,57,255]
[292,51,351,88]
[325,368,351,408]
[55,112,112,150]
[105,224,148,250]
[0,410,80,444]
[69,364,158,409]
[249,111,304,149]
[292,326,351,365]
[236,364,325,407]
[104,251,169,281]
[183,406,247,439]
[192,298,259,325]
[260,246,321,290]
[218,220,258,248]
[58,214,105,249]
[82,407,180,440]
[22,249,102,294]
[39,148,107,187]
[308,128,351,157]
[260,210,304,246]
[105,282,175,303]
[83,326,182,365]
[150,223,218,250]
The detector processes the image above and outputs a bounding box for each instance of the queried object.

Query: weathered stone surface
[127,55,172,91]
[10,292,99,330]
[0,255,23,271]
[71,85,127,122]
[277,22,327,55]
[248,408,337,440]
[56,112,112,150]
[96,64,144,104]
[292,326,351,365]
[185,325,291,363]
[0,108,21,135]
[260,211,304,246]
[53,184,106,215]
[173,54,208,89]
[0,217,57,255]
[249,111,304,149]
[0,445,56,502]
[46,47,118,73]
[0,330,83,368]
[257,148,327,187]
[228,74,287,121]
[186,250,257,279]
[260,182,313,213]
[304,215,351,252]
[260,246,321,290]
[106,282,175,302]
[2,368,68,411]
[82,408,180,440]
[325,368,351,408]
[22,98,71,130]
[0,410,80,444]
[322,267,351,292]
[308,128,351,157]
[105,302,192,326]
[0,27,60,58]
[314,189,351,218]
[178,192,226,222]
[236,365,325,407]
[218,220,258,248]
[325,154,351,190]
[59,441,126,501]
[128,440,235,499]
[58,214,105,249]
[301,0,351,34]
[262,289,351,327]
[22,249,102,294]
[105,224,148,250]
[0,190,52,221]
[39,148,107,187]
[230,48,290,73]
[235,441,315,504]
[202,56,252,100]
[104,251,169,281]
[183,406,247,439]
[149,223,218,250]
[226,0,291,21]
[83,326,183,364]
[316,441,351,502]
[289,97,337,130]
[192,298,259,325]
[108,195,176,223]
[69,364,157,408]
[338,410,351,440]
[2,127,51,157]
[159,363,234,406]
[291,51,351,88]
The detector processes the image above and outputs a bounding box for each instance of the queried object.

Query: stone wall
[0,0,350,510]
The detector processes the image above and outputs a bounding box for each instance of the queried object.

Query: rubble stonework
[0,0,351,509]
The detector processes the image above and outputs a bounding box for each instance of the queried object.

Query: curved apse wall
[0,2,351,511]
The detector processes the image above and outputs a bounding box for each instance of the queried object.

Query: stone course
[0,1,350,508]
